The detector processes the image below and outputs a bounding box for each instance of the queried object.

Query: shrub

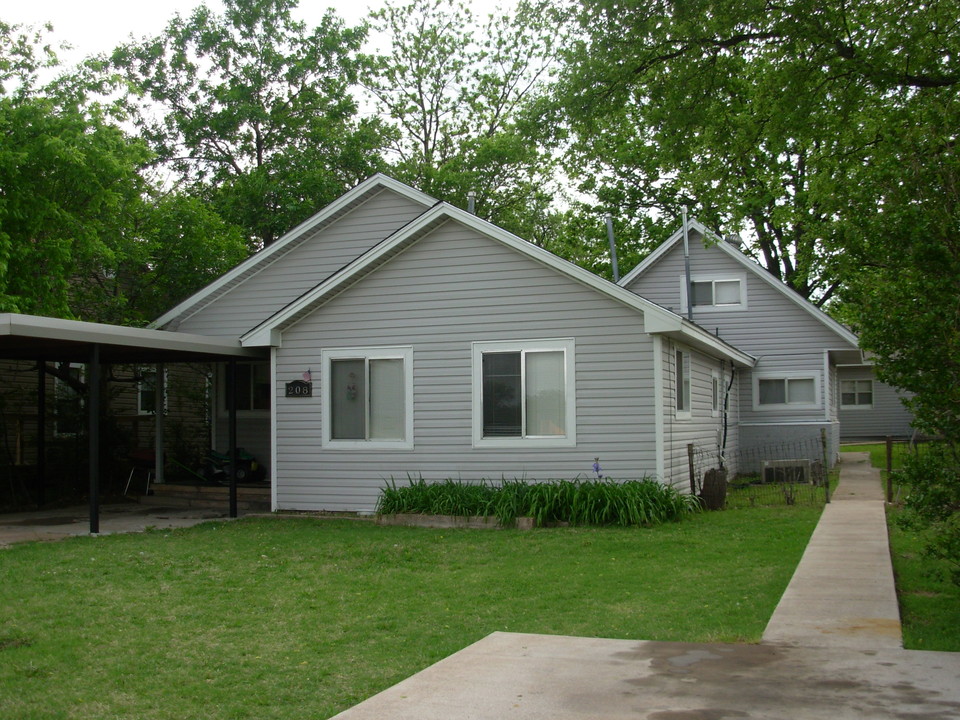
[377,477,700,528]
[895,445,960,586]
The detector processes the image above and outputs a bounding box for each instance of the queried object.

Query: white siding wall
[176,190,428,337]
[273,221,661,512]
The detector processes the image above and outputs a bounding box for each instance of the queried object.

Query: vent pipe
[467,191,476,215]
[604,213,620,283]
[682,205,693,321]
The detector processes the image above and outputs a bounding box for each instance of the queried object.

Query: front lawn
[0,508,818,720]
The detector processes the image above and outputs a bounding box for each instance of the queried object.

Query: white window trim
[675,348,691,420]
[679,273,748,313]
[840,379,874,410]
[753,373,822,411]
[321,346,414,451]
[472,338,576,449]
[137,366,168,416]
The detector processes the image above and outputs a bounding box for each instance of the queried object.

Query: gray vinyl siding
[660,341,736,490]
[838,367,914,440]
[625,234,854,419]
[625,233,862,471]
[273,220,661,512]
[175,190,428,338]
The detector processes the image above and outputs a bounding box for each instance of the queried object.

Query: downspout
[720,364,737,471]
[682,206,693,321]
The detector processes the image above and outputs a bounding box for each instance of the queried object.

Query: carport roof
[0,313,267,363]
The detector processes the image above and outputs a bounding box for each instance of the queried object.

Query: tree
[364,0,560,240]
[0,23,151,319]
[549,0,957,303]
[112,0,387,248]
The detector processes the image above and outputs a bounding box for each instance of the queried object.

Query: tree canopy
[112,0,388,248]
[551,0,959,304]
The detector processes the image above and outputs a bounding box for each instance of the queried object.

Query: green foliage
[112,0,387,247]
[550,0,960,303]
[364,0,561,240]
[894,446,960,586]
[887,505,960,651]
[377,477,700,527]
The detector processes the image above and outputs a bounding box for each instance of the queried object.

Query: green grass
[0,509,820,720]
[841,443,960,651]
[886,507,960,651]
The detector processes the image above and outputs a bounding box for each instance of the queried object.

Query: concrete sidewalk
[330,452,960,720]
[762,451,902,649]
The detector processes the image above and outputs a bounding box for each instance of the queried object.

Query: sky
[5,0,512,65]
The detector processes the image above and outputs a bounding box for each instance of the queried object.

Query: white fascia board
[242,202,755,369]
[619,218,861,349]
[151,174,437,331]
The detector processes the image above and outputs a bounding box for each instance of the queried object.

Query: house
[153,175,754,512]
[617,220,915,472]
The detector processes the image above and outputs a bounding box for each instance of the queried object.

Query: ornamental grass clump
[377,477,700,527]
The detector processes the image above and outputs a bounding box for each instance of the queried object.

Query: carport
[0,313,269,533]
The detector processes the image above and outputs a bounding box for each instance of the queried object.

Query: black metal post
[36,361,46,507]
[88,344,101,534]
[227,359,238,518]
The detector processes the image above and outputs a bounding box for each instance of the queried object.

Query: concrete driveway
[0,502,228,547]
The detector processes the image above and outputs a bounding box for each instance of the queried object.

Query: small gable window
[681,274,747,313]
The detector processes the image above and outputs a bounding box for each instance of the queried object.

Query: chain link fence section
[685,433,832,509]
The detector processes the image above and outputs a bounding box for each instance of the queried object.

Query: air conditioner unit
[762,459,812,484]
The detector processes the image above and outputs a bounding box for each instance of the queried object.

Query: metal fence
[684,434,833,509]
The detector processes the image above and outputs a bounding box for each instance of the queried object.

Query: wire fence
[685,434,833,509]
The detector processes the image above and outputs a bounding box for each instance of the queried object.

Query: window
[681,274,747,313]
[223,362,270,412]
[692,280,741,307]
[321,347,413,449]
[54,363,83,436]
[676,349,691,418]
[711,371,721,417]
[840,379,873,408]
[137,368,168,415]
[756,376,819,408]
[472,339,576,447]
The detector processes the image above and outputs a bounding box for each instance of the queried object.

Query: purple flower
[592,458,603,479]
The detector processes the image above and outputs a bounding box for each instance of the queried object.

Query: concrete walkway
[762,451,902,649]
[330,452,960,720]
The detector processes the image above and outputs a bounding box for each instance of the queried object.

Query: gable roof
[617,219,861,349]
[151,174,437,331]
[240,202,755,368]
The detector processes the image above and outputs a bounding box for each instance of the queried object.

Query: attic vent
[762,459,811,484]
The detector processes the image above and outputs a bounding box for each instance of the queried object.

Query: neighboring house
[154,175,754,512]
[617,220,915,471]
